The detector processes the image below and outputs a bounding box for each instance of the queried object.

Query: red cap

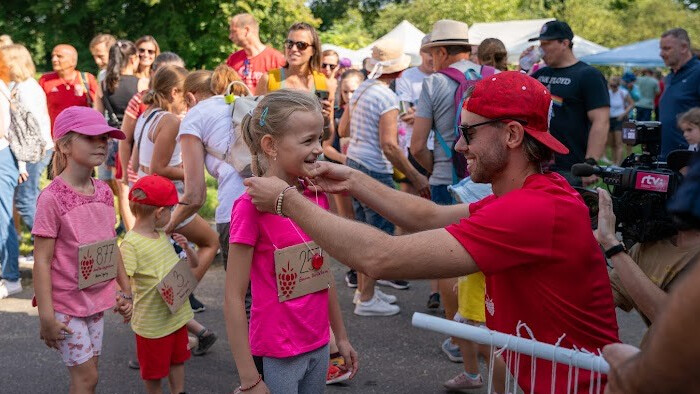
[128,175,178,207]
[53,106,126,141]
[464,71,569,155]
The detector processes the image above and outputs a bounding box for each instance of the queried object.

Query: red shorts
[135,325,190,380]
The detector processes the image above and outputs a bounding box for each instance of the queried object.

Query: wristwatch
[604,243,628,258]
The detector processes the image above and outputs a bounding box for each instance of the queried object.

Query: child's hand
[114,294,133,323]
[233,381,270,394]
[171,233,191,252]
[336,339,359,379]
[39,318,72,349]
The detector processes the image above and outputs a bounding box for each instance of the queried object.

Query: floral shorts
[54,311,104,367]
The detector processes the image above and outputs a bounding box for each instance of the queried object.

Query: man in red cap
[243,71,619,393]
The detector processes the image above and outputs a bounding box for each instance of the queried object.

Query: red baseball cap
[53,106,126,141]
[464,71,569,155]
[129,175,179,207]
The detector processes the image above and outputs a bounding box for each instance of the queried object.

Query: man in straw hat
[335,38,429,316]
[244,71,619,393]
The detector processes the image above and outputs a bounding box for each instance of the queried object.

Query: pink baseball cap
[53,106,126,141]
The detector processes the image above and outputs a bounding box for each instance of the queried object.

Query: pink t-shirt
[32,176,117,317]
[229,189,330,358]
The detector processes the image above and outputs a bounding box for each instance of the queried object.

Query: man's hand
[304,161,355,194]
[603,343,641,394]
[594,188,619,249]
[243,176,291,214]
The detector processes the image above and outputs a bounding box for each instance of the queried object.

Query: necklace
[57,71,77,91]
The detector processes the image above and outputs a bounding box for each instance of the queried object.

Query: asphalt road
[0,260,645,393]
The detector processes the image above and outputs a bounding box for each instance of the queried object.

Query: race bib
[156,258,198,313]
[78,238,118,290]
[274,241,333,302]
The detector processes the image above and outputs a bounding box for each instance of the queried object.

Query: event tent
[469,19,608,64]
[580,39,664,67]
[322,20,426,67]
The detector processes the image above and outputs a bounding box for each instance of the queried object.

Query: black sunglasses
[458,117,528,145]
[322,63,338,70]
[138,48,156,55]
[285,40,311,51]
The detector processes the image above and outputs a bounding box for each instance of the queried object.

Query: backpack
[1,86,46,163]
[203,81,260,178]
[435,65,496,184]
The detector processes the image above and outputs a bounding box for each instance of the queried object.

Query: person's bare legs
[167,364,185,394]
[478,343,506,394]
[359,274,376,302]
[68,356,99,394]
[613,131,624,164]
[144,379,163,394]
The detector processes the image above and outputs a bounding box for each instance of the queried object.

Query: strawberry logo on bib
[161,285,174,305]
[278,262,298,298]
[80,253,94,280]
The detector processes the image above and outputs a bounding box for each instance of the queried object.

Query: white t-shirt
[608,88,629,118]
[178,96,245,224]
[11,78,53,150]
[0,81,10,151]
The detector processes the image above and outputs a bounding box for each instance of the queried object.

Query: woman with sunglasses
[256,23,328,95]
[134,35,161,80]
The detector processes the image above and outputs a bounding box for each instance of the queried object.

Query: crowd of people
[0,13,699,394]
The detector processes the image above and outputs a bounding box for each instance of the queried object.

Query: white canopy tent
[322,20,426,67]
[469,19,608,64]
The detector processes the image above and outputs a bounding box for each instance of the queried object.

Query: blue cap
[622,71,637,83]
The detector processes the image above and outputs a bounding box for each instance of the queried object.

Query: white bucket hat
[421,19,470,50]
[365,39,412,79]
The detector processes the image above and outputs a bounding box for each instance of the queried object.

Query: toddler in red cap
[120,174,199,393]
[31,106,133,393]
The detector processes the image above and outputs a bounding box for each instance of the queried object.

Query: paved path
[0,260,645,393]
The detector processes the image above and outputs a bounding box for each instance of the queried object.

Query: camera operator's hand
[582,175,599,187]
[594,188,620,249]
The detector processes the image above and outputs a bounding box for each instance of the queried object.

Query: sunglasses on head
[139,48,156,55]
[322,63,338,70]
[458,117,528,145]
[285,40,311,51]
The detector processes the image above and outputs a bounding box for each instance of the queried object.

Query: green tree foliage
[319,9,374,49]
[371,0,700,49]
[0,0,317,73]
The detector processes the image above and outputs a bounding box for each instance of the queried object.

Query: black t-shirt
[532,62,609,171]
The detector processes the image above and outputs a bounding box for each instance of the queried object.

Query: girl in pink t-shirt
[32,106,133,393]
[225,90,357,394]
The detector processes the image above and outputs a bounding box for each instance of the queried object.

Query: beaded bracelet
[117,291,133,301]
[275,186,296,217]
[238,374,262,392]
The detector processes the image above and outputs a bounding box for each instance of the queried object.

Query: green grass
[19,172,220,255]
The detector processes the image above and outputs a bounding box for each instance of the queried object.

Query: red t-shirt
[38,71,98,136]
[226,46,286,92]
[446,172,619,393]
[125,90,148,120]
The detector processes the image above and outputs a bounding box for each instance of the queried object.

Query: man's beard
[469,142,508,184]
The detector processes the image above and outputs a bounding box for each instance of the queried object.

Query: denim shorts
[346,158,395,235]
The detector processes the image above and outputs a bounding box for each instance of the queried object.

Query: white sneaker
[0,279,22,299]
[353,288,397,304]
[354,294,400,316]
[374,288,397,304]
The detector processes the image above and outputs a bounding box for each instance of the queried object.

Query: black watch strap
[605,243,627,258]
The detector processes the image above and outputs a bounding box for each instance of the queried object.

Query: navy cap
[529,20,574,42]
